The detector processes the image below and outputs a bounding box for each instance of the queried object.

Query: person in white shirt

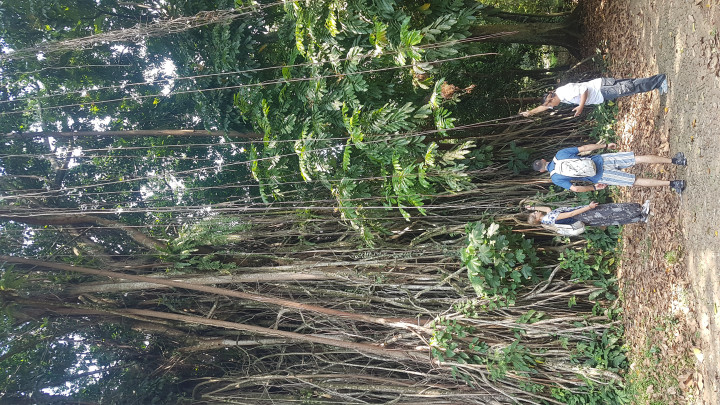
[521,74,668,117]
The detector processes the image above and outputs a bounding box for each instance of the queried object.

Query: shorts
[597,152,636,186]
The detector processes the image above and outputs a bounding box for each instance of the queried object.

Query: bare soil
[581,0,720,403]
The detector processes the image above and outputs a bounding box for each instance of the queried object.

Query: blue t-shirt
[547,147,604,190]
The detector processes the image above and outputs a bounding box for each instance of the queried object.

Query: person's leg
[600,74,666,100]
[597,169,685,193]
[625,74,667,93]
[635,178,686,193]
[633,178,670,187]
[635,155,672,164]
[636,153,687,166]
[575,203,644,226]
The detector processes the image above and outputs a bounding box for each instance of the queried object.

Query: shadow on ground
[582,0,720,403]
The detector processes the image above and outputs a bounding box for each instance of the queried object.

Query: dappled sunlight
[584,0,720,401]
[616,113,638,145]
[686,248,720,372]
[672,32,688,92]
[669,283,692,317]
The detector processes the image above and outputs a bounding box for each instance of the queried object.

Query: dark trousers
[599,74,666,100]
[574,203,644,226]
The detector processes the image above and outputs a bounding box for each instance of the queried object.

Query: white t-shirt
[555,78,604,105]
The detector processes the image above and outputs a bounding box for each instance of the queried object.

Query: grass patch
[625,316,695,404]
[664,249,679,265]
[639,236,652,265]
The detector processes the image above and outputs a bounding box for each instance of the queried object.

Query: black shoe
[670,180,686,194]
[671,152,687,166]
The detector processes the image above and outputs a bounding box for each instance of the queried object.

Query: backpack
[549,157,597,178]
[543,221,586,236]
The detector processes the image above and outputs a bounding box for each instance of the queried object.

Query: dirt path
[583,0,720,403]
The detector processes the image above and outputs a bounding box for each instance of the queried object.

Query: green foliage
[559,247,618,301]
[552,327,630,405]
[664,249,679,264]
[0,265,25,291]
[480,0,575,14]
[464,144,494,170]
[166,217,253,272]
[430,317,477,364]
[0,315,180,404]
[460,221,539,305]
[234,0,484,243]
[430,317,538,383]
[583,225,621,251]
[430,304,629,404]
[533,185,615,207]
[552,382,631,405]
[172,217,251,251]
[589,102,619,143]
[517,308,546,324]
[1,1,633,404]
[487,340,537,380]
[624,334,692,405]
[507,141,530,174]
[574,328,627,371]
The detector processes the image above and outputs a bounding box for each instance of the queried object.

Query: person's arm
[555,202,598,220]
[520,105,552,117]
[577,142,617,153]
[572,90,588,116]
[569,184,607,193]
[525,205,551,213]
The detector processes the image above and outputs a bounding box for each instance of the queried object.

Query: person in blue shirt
[532,143,686,194]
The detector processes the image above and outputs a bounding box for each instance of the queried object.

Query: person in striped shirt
[532,143,686,194]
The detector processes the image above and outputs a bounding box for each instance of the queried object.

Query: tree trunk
[460,66,569,81]
[121,308,428,363]
[471,22,581,58]
[497,96,545,104]
[0,213,165,251]
[1,256,428,330]
[178,338,290,352]
[3,129,262,139]
[0,9,245,61]
[0,290,429,363]
[482,7,573,23]
[68,271,343,294]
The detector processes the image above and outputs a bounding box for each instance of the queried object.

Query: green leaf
[398,207,411,221]
[520,265,533,279]
[475,245,492,265]
[342,141,352,172]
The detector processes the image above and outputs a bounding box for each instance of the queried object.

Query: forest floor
[582,0,720,403]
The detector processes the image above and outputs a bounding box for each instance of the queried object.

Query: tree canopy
[0,1,627,404]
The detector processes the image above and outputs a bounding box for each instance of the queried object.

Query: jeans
[599,74,666,100]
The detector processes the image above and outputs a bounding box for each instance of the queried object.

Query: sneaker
[641,200,651,222]
[670,180,686,194]
[671,152,687,166]
[660,78,668,95]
